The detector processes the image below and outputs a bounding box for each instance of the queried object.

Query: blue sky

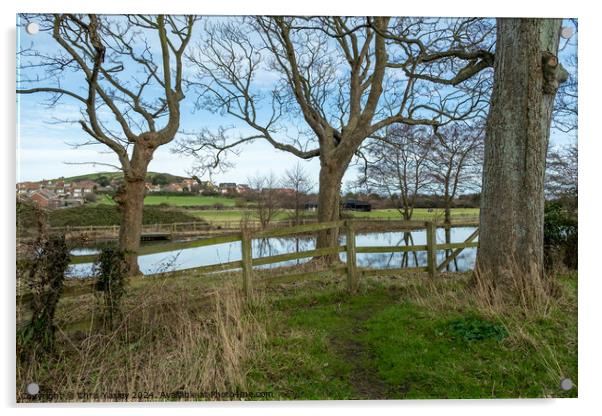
[16,16,326,187]
[16,16,577,190]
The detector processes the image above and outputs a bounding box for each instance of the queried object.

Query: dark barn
[342,200,372,212]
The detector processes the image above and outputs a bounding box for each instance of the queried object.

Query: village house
[69,180,96,198]
[197,180,217,193]
[63,197,85,207]
[180,178,197,190]
[16,182,40,196]
[236,184,250,194]
[30,189,62,209]
[145,182,162,193]
[218,182,237,195]
[164,183,184,193]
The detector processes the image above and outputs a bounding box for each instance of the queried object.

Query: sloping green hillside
[60,171,186,184]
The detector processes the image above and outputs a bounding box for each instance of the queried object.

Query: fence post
[345,220,358,293]
[426,221,437,278]
[241,227,253,298]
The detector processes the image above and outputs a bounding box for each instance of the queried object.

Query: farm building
[342,199,372,212]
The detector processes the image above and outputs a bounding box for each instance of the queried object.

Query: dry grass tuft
[17,277,267,402]
[473,258,560,319]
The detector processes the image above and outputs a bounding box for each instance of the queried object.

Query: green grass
[143,195,236,207]
[248,273,577,399]
[349,208,479,220]
[18,263,577,401]
[92,194,479,222]
[188,209,295,223]
[188,207,479,224]
[95,194,236,207]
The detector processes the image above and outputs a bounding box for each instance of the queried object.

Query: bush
[44,205,199,227]
[234,198,248,208]
[442,315,508,342]
[94,249,130,330]
[544,201,578,271]
[17,234,71,356]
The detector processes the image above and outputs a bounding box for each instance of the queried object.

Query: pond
[67,227,478,278]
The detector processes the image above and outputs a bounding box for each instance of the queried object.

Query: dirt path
[329,290,402,399]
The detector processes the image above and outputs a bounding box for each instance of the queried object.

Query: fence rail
[19,219,481,308]
[43,215,480,236]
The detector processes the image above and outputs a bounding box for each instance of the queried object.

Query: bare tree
[17,14,196,274]
[429,122,484,270]
[282,163,314,225]
[358,124,434,221]
[430,122,484,226]
[358,124,436,267]
[553,19,578,136]
[247,173,283,229]
[476,19,569,297]
[176,16,494,261]
[546,141,578,209]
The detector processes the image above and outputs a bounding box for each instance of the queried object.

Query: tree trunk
[114,147,154,275]
[476,19,568,289]
[315,153,352,263]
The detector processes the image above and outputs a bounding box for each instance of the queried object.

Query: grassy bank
[17,267,577,401]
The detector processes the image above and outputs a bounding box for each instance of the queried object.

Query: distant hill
[58,171,187,184]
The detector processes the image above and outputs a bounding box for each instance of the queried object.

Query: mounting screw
[560,378,573,391]
[25,22,39,35]
[560,26,574,39]
[26,382,39,395]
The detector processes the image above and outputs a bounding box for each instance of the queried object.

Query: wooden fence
[62,219,479,300]
[45,214,480,236]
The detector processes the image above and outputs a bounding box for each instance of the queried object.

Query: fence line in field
[49,219,479,306]
[45,214,480,237]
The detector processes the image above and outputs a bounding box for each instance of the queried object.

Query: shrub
[234,198,248,208]
[442,315,508,342]
[17,234,71,356]
[93,248,130,330]
[544,201,578,271]
[44,205,199,227]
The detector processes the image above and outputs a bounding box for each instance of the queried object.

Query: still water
[68,227,478,278]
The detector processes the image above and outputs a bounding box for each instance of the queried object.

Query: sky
[16,16,577,190]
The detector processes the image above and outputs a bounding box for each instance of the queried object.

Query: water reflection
[68,227,478,278]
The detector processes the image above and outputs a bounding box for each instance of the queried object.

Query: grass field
[96,194,236,207]
[349,208,478,220]
[94,194,479,222]
[189,207,480,224]
[17,267,577,401]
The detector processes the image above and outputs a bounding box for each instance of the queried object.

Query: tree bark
[476,19,568,288]
[114,146,154,275]
[315,151,353,262]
